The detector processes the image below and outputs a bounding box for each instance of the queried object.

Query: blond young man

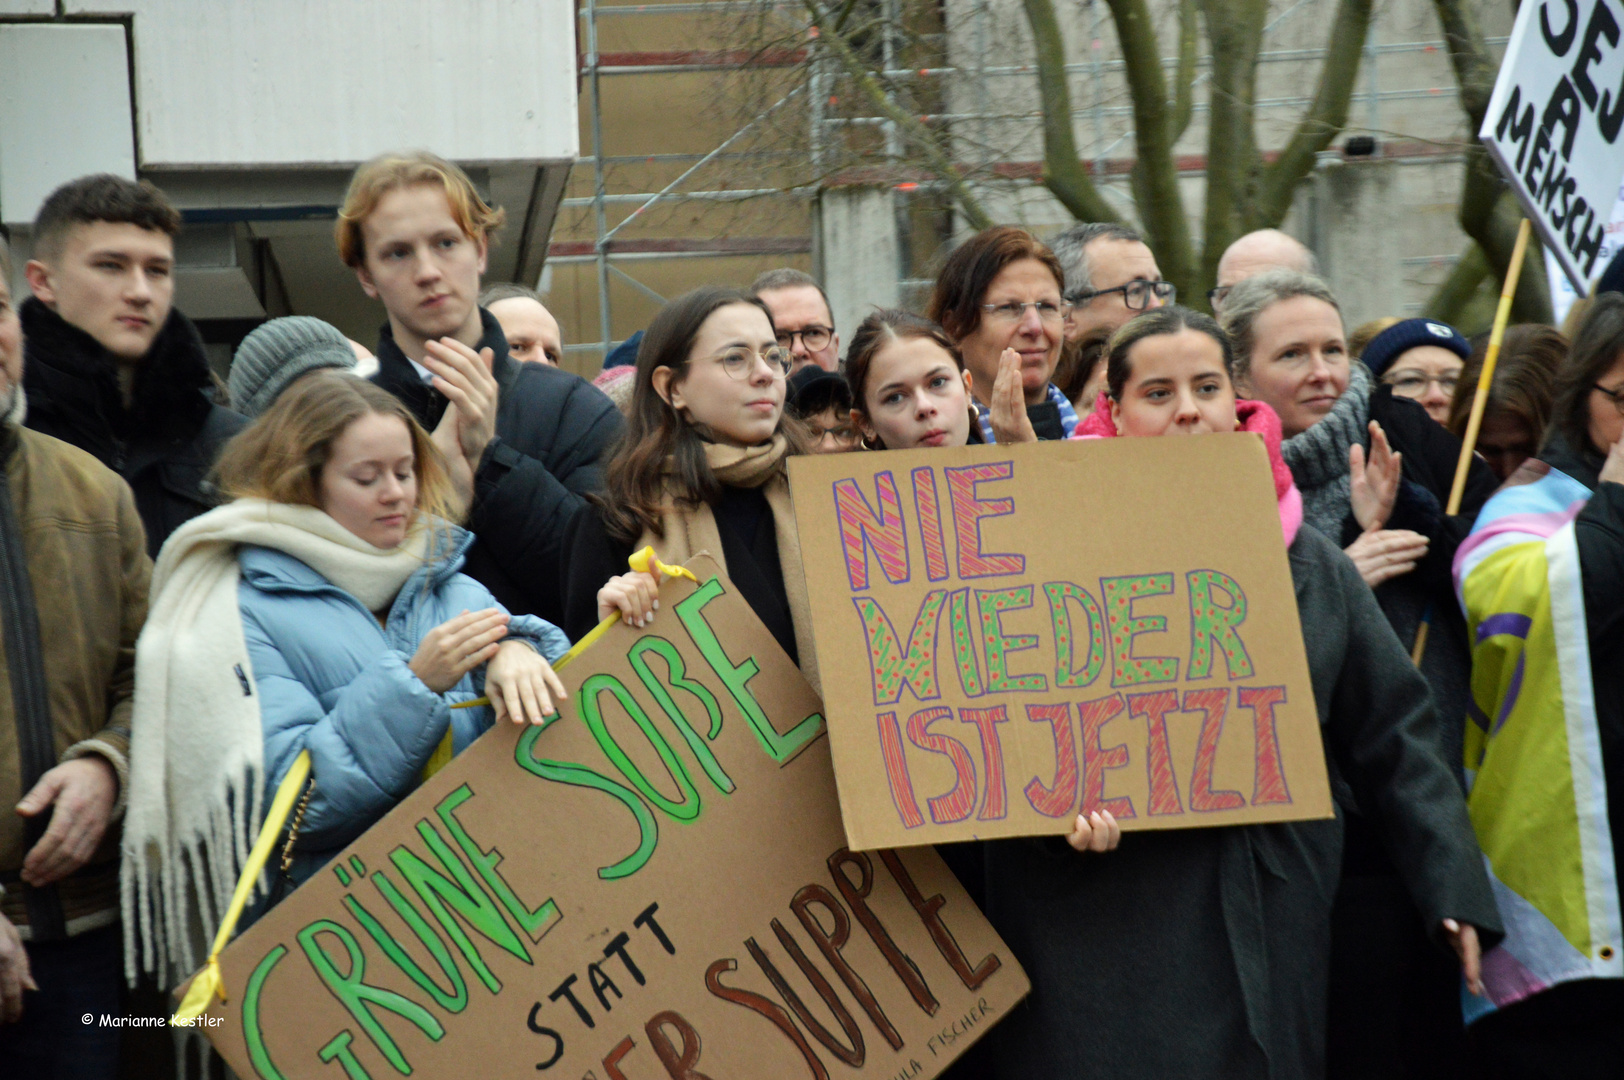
[340,152,622,627]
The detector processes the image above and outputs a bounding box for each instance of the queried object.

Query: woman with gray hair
[1222,269,1498,1078]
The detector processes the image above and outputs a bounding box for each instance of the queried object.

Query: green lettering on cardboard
[1185,570,1255,680]
[514,727,658,880]
[1101,574,1180,687]
[243,945,288,1080]
[388,820,532,996]
[947,588,984,696]
[579,672,702,821]
[344,883,467,1014]
[318,1031,376,1080]
[976,586,1047,693]
[675,577,821,763]
[627,637,736,794]
[435,785,560,943]
[1044,582,1107,689]
[297,919,443,1076]
[856,590,945,705]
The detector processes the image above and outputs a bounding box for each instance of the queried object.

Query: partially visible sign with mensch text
[1482,0,1624,291]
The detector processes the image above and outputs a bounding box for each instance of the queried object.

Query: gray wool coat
[975,524,1501,1080]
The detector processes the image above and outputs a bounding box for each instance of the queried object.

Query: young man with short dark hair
[339,151,622,626]
[22,174,246,554]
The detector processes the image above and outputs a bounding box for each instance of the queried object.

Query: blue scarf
[975,382,1078,443]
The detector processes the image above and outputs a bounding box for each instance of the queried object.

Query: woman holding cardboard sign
[975,306,1499,1080]
[561,286,820,687]
[124,373,570,985]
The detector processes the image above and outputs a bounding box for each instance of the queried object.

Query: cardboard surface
[1480,0,1624,292]
[788,436,1333,852]
[192,558,1028,1079]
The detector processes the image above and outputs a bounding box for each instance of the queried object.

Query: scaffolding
[563,0,1508,362]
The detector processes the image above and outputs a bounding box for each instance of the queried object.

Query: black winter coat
[371,310,624,628]
[21,299,245,556]
[977,524,1501,1080]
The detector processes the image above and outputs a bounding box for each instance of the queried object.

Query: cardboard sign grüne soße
[787,435,1333,853]
[185,557,1028,1080]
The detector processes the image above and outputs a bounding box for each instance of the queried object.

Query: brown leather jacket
[0,415,150,940]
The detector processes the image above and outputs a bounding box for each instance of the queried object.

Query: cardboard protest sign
[189,557,1028,1079]
[1481,0,1624,291]
[788,436,1332,852]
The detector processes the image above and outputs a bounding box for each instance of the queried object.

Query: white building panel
[67,0,578,168]
[0,24,136,225]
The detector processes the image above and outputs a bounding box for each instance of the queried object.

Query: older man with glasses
[1048,222,1175,411]
[751,268,841,374]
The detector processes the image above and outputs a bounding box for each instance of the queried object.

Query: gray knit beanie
[230,316,357,417]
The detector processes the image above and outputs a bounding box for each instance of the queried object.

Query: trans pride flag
[1454,463,1623,1021]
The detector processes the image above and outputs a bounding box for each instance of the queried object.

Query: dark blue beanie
[1360,318,1471,378]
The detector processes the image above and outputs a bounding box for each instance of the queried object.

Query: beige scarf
[637,436,818,692]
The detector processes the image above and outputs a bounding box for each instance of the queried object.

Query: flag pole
[1411,216,1534,667]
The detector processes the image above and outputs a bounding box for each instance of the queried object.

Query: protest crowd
[0,152,1619,1080]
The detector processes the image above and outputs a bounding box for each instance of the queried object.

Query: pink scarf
[1074,392,1303,545]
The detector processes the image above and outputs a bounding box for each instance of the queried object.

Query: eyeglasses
[776,325,834,352]
[980,300,1072,326]
[1386,372,1459,398]
[1207,285,1232,310]
[1593,381,1624,415]
[807,422,860,445]
[1068,279,1177,311]
[709,345,793,380]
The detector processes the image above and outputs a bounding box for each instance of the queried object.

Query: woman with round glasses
[1453,293,1624,1077]
[1361,318,1473,428]
[928,226,1080,442]
[561,286,819,683]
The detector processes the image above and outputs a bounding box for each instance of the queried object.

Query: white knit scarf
[121,498,431,986]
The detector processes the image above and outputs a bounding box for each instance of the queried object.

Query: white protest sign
[1481,0,1624,292]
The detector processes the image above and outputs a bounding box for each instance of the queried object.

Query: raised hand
[990,348,1038,445]
[1349,420,1403,533]
[423,338,499,467]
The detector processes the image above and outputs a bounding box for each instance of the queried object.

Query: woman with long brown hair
[561,286,818,683]
[845,309,983,450]
[123,372,569,986]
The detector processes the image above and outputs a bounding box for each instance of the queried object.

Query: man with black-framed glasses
[1048,222,1171,410]
[752,267,841,374]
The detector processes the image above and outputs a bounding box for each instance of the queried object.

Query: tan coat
[0,421,150,937]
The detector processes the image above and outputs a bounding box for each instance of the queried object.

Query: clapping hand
[990,348,1038,445]
[1349,420,1402,533]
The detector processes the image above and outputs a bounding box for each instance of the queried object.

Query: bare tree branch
[1171,0,1198,145]
[799,2,995,229]
[1430,0,1552,322]
[1106,0,1194,293]
[1195,0,1265,289]
[1253,0,1373,227]
[1020,0,1122,224]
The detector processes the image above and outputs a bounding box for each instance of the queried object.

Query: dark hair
[928,226,1066,343]
[1552,292,1624,455]
[599,286,808,544]
[844,310,979,449]
[1447,324,1567,445]
[34,175,182,261]
[1104,305,1236,400]
[478,282,543,307]
[750,267,833,327]
[1048,222,1143,296]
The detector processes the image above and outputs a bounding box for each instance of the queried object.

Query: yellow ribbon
[176,548,695,1022]
[171,749,311,1024]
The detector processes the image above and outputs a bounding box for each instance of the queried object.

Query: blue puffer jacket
[240,525,569,888]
